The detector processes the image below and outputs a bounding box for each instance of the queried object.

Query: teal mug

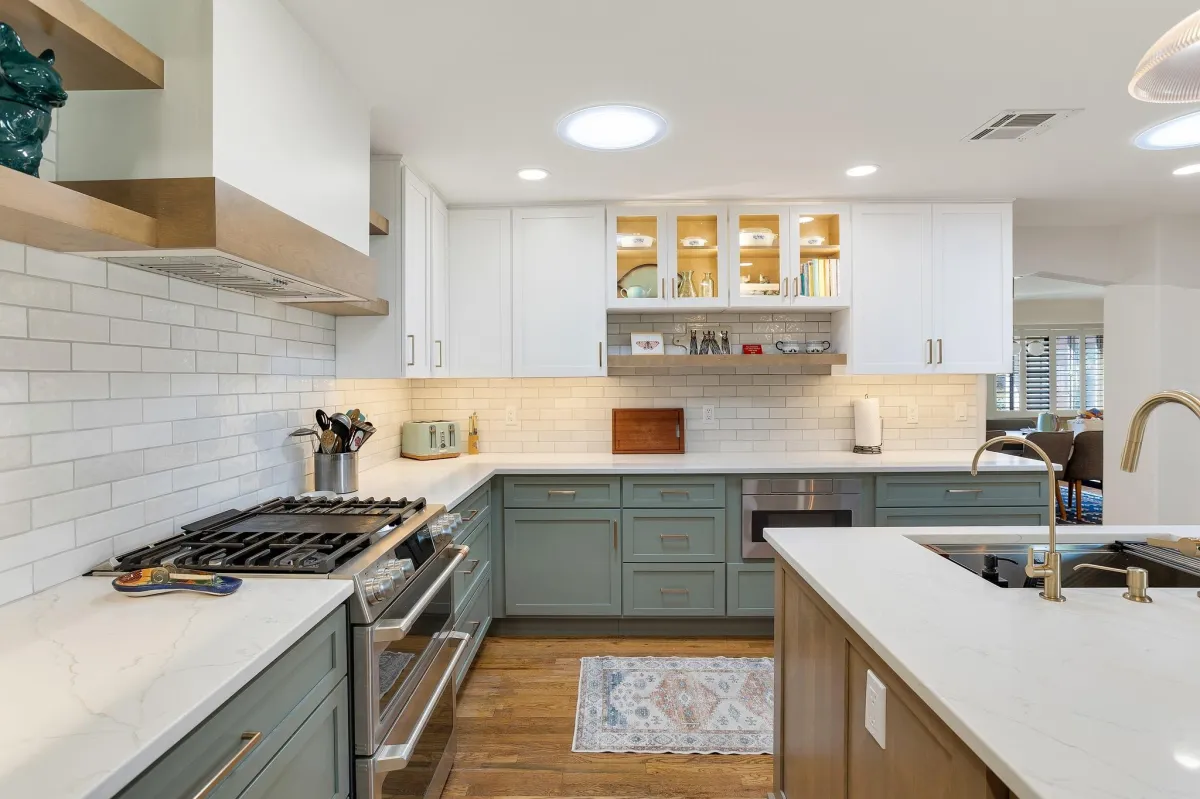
[620,286,649,299]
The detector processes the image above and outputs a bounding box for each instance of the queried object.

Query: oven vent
[964,109,1081,142]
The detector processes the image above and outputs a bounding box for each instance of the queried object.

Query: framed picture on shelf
[630,332,665,356]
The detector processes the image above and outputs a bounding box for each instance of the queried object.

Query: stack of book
[797,259,839,298]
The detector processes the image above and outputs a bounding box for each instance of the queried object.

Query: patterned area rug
[1060,486,1103,525]
[572,655,773,754]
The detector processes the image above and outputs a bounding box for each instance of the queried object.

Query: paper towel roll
[853,396,882,449]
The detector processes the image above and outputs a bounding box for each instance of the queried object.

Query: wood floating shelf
[800,245,840,257]
[608,353,846,368]
[0,169,156,251]
[368,210,390,236]
[617,248,657,257]
[1,0,165,89]
[739,246,780,256]
[292,298,390,317]
[676,246,719,255]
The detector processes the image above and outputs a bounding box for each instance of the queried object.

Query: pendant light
[1130,10,1200,102]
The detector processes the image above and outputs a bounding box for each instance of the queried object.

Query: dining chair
[985,429,1007,452]
[1023,432,1074,521]
[1063,431,1103,522]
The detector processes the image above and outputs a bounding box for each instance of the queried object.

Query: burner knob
[363,573,395,604]
[385,558,415,583]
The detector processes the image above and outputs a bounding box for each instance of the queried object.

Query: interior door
[430,192,449,377]
[848,204,932,374]
[402,169,431,377]
[512,206,607,377]
[931,204,1013,374]
[448,208,513,377]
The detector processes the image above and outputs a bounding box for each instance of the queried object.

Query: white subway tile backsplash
[172,374,219,397]
[0,304,27,337]
[28,372,108,402]
[144,490,197,524]
[0,437,30,471]
[195,394,237,417]
[143,297,195,327]
[111,473,172,507]
[254,298,285,320]
[73,343,140,372]
[172,461,220,491]
[110,373,171,399]
[196,306,238,332]
[25,249,106,287]
[111,319,171,348]
[31,428,111,464]
[74,398,141,430]
[0,339,71,371]
[218,289,255,314]
[75,451,143,488]
[271,320,300,340]
[107,263,168,298]
[0,402,71,436]
[0,566,32,606]
[172,417,221,443]
[0,240,23,273]
[1,272,72,310]
[142,348,195,373]
[238,354,271,374]
[218,331,256,354]
[237,313,272,336]
[172,326,218,351]
[112,422,172,451]
[218,374,255,394]
[72,285,140,319]
[28,309,109,342]
[197,351,238,373]
[76,503,145,546]
[0,372,28,403]
[32,539,112,592]
[144,397,197,423]
[168,278,218,308]
[197,435,240,463]
[0,522,75,569]
[143,443,197,473]
[32,484,110,527]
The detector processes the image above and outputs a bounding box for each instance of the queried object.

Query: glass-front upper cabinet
[789,204,851,309]
[668,205,726,308]
[729,206,788,307]
[608,206,668,310]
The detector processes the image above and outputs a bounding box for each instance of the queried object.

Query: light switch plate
[906,401,919,425]
[865,669,887,749]
[505,406,518,426]
[954,401,968,422]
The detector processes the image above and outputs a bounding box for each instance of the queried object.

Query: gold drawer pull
[461,509,480,522]
[946,488,984,495]
[659,489,691,497]
[660,587,690,595]
[547,489,577,498]
[659,533,690,540]
[460,559,480,575]
[468,620,482,631]
[192,732,262,799]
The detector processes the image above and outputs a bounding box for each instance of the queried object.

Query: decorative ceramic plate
[617,263,659,298]
[113,568,243,597]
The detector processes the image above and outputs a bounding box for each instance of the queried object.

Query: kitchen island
[767,524,1200,799]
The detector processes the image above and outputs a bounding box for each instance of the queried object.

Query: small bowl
[616,234,655,249]
[680,236,708,248]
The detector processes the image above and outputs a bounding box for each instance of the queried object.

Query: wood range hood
[60,177,387,315]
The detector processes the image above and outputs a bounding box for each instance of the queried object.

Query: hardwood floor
[446,636,775,799]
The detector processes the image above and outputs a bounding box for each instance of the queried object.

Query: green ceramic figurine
[0,22,67,177]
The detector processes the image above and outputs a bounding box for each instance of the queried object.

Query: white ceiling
[1014,276,1106,300]
[282,0,1200,221]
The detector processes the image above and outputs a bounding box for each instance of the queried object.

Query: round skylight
[1135,110,1200,149]
[557,105,668,151]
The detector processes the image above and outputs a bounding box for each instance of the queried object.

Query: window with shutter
[990,326,1103,415]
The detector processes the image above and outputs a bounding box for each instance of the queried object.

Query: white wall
[212,0,370,255]
[1012,298,1103,326]
[1013,225,1123,282]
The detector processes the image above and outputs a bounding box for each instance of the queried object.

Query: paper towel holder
[853,393,883,455]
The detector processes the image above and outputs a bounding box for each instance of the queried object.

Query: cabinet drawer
[622,476,726,508]
[454,514,491,612]
[875,506,1050,527]
[236,678,351,799]
[622,563,726,617]
[622,508,725,562]
[454,573,492,692]
[117,608,347,799]
[727,563,774,617]
[503,476,620,507]
[875,474,1048,507]
[452,485,490,542]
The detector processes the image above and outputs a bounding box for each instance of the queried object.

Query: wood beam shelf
[0,0,165,90]
[0,169,156,251]
[291,298,390,317]
[608,353,846,368]
[368,210,390,236]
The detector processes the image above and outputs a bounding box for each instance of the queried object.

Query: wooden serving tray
[612,408,686,454]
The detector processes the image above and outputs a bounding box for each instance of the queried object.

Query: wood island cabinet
[773,559,1015,799]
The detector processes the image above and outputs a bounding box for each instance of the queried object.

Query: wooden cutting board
[612,408,686,454]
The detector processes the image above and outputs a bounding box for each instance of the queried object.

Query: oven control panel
[360,513,460,605]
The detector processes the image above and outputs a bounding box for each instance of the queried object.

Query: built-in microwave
[741,479,863,559]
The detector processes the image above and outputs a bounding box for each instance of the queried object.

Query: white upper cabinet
[607,204,728,311]
[845,202,1012,375]
[728,205,850,310]
[729,206,789,308]
[449,209,513,378]
[931,204,1013,374]
[430,193,450,378]
[401,169,433,377]
[669,205,728,309]
[513,206,607,377]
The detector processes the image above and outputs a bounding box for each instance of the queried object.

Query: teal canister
[1036,412,1058,432]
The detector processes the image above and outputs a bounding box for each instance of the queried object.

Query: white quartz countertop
[353,450,1042,509]
[766,524,1200,799]
[0,576,352,799]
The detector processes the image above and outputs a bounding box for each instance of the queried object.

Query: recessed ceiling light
[1135,110,1200,149]
[517,168,549,181]
[846,165,878,177]
[557,105,667,151]
[1175,163,1200,175]
[797,216,815,224]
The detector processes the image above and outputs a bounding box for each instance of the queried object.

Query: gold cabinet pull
[793,276,799,297]
[613,519,619,551]
[407,334,416,366]
[659,489,691,497]
[783,275,788,298]
[659,533,690,540]
[659,587,689,594]
[191,732,262,799]
[436,340,444,369]
[547,489,576,498]
[598,341,603,368]
[460,559,480,575]
[936,338,943,365]
[925,339,933,364]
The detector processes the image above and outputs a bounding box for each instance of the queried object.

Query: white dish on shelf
[738,228,778,247]
[680,236,708,248]
[616,234,655,249]
[799,235,826,246]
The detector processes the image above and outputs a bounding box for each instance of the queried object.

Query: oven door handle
[372,546,469,643]
[373,632,471,771]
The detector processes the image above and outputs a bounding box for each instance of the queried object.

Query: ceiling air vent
[964,109,1081,142]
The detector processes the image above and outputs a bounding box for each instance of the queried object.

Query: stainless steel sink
[925,541,1200,589]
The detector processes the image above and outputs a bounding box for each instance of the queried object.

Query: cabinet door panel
[402,169,431,377]
[729,206,789,308]
[513,206,607,377]
[932,204,1013,374]
[849,204,931,374]
[448,209,513,377]
[504,509,621,614]
[430,192,449,378]
[608,205,669,310]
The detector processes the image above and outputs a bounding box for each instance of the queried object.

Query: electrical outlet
[505,406,518,426]
[954,401,968,422]
[906,401,919,424]
[702,405,716,425]
[865,669,887,749]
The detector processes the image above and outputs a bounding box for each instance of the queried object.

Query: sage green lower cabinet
[726,562,775,617]
[502,476,621,508]
[504,508,621,615]
[453,515,491,611]
[875,506,1050,527]
[875,474,1049,507]
[623,563,726,616]
[621,508,725,562]
[454,572,493,692]
[621,476,726,508]
[237,678,351,799]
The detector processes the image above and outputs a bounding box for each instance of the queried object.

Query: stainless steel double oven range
[102,495,472,799]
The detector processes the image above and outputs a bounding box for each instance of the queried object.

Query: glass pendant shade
[1130,10,1200,102]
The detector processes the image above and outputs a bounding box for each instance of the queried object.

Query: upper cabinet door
[608,206,669,311]
[789,204,850,311]
[931,204,1013,374]
[849,204,932,374]
[669,205,727,309]
[513,206,607,377]
[430,192,450,378]
[449,208,513,378]
[402,169,432,378]
[729,206,789,307]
